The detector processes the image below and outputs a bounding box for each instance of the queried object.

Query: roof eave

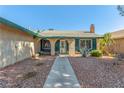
[0,17,41,38]
[41,36,103,39]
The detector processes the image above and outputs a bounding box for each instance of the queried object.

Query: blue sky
[0,5,124,34]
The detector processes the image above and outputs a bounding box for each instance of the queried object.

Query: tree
[35,30,41,36]
[117,5,124,16]
[99,33,114,55]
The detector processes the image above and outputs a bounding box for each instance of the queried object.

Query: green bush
[90,50,102,57]
[38,52,42,56]
[38,51,45,56]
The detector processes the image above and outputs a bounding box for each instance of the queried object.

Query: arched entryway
[55,39,69,55]
[55,40,60,55]
[40,39,51,55]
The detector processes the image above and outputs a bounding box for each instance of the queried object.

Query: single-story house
[0,17,102,68]
[111,30,124,54]
[40,27,102,56]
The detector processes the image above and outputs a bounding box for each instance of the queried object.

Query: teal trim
[55,40,60,52]
[75,38,80,52]
[66,40,69,53]
[0,17,41,37]
[75,38,97,53]
[92,38,97,50]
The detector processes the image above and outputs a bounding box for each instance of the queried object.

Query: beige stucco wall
[0,24,36,68]
[66,39,75,56]
[34,38,41,53]
[96,38,101,50]
[112,38,124,54]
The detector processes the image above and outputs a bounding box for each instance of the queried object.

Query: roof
[0,17,40,37]
[40,30,102,38]
[0,17,102,39]
[111,29,124,39]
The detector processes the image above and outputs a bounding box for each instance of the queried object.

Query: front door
[60,40,66,54]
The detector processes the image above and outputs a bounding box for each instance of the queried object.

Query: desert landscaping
[69,56,124,88]
[0,56,55,88]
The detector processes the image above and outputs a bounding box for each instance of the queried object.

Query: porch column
[67,39,75,56]
[34,38,41,53]
[48,39,58,56]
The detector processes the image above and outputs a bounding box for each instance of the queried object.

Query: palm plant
[99,33,114,55]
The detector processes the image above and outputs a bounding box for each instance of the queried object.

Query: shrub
[38,52,42,56]
[90,50,102,57]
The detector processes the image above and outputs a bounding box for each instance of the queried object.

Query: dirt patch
[21,71,37,80]
[35,63,44,66]
[0,56,56,88]
[69,57,124,88]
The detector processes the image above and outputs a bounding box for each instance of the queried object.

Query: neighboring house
[0,17,102,68]
[0,17,40,68]
[111,30,124,54]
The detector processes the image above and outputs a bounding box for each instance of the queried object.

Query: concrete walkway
[43,56,80,88]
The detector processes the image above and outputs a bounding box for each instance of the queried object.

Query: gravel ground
[69,57,124,88]
[0,56,55,88]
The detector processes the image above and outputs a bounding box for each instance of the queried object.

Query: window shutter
[75,39,80,52]
[92,38,96,50]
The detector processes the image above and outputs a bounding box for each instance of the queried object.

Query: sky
[0,5,124,34]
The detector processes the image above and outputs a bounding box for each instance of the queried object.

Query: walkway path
[43,56,80,88]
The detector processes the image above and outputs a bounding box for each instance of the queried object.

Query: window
[86,40,92,49]
[42,40,51,49]
[80,39,92,49]
[80,40,85,48]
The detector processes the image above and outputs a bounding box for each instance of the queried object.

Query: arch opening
[40,39,51,55]
[55,39,69,55]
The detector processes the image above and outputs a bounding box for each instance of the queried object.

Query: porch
[40,38,76,56]
[39,37,97,56]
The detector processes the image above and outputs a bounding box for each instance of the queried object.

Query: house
[0,17,40,68]
[0,17,102,68]
[39,24,102,56]
[111,30,124,54]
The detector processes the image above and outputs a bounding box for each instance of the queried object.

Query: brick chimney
[90,24,95,33]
